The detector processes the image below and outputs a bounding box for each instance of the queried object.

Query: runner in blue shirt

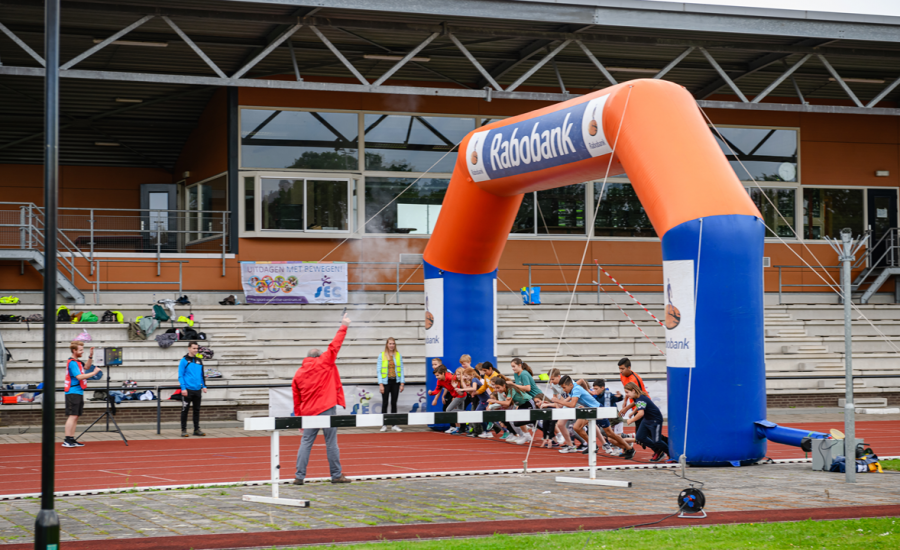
[559,376,635,459]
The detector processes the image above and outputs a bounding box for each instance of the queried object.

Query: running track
[1,421,897,496]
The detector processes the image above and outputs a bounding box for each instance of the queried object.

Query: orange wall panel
[801,141,899,187]
[174,89,228,185]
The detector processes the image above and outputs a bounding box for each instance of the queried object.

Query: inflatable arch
[422,79,768,466]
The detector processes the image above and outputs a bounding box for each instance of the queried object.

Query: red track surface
[1,421,897,496]
[4,504,900,550]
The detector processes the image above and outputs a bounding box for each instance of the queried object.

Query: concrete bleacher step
[766,328,808,338]
[764,312,793,321]
[209,332,248,340]
[198,314,243,323]
[839,397,888,408]
[218,350,265,361]
[782,344,832,354]
[817,379,866,389]
[798,362,845,371]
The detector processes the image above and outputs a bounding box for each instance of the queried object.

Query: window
[510,185,587,235]
[746,187,795,239]
[364,115,474,173]
[261,177,349,232]
[244,176,255,231]
[364,177,449,234]
[186,174,227,242]
[803,188,863,240]
[241,109,359,170]
[594,182,656,238]
[713,127,798,182]
[511,192,535,234]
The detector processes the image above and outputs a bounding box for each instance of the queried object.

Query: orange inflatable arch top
[423,79,760,274]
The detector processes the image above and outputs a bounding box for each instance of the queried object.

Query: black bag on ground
[100,310,117,323]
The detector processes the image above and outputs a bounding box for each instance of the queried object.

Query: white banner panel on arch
[663,259,696,368]
[424,278,444,357]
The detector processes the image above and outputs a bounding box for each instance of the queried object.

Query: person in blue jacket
[377,337,404,431]
[178,341,207,437]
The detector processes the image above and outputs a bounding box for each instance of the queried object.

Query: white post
[588,418,597,480]
[271,430,280,498]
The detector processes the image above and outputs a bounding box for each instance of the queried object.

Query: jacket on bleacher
[293,325,347,417]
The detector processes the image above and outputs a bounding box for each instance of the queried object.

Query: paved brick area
[1,463,897,545]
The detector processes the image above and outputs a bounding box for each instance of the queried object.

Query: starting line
[244,408,621,506]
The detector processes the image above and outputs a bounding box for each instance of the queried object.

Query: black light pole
[35,0,61,547]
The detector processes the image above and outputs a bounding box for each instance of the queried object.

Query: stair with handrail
[852,227,900,303]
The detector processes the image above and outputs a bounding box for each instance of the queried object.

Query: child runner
[429,364,465,433]
[618,357,650,440]
[457,366,481,436]
[476,362,501,438]
[623,382,668,462]
[590,379,633,456]
[488,376,531,445]
[508,359,540,444]
[559,375,635,459]
[486,376,514,440]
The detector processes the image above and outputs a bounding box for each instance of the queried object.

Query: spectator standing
[377,337,404,432]
[179,341,207,437]
[62,341,101,448]
[293,314,353,485]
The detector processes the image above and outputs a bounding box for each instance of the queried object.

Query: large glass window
[364,115,474,173]
[244,176,255,231]
[594,182,656,238]
[746,187,796,238]
[241,109,359,170]
[713,127,798,182]
[537,185,585,234]
[803,188,863,240]
[364,177,449,234]
[511,192,535,234]
[261,177,348,232]
[187,175,226,242]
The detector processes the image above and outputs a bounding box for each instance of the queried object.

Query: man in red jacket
[292,313,352,485]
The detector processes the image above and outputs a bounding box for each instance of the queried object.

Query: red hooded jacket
[293,325,347,417]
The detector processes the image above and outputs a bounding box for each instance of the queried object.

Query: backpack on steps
[56,305,71,323]
[100,310,117,323]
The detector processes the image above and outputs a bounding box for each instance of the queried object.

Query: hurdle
[243,406,625,506]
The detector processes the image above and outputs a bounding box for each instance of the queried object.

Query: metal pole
[222,212,227,277]
[156,217,161,276]
[89,208,94,276]
[36,0,61,546]
[156,386,161,435]
[778,267,782,305]
[396,262,400,304]
[588,418,597,480]
[840,229,856,483]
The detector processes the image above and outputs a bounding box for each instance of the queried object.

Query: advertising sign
[424,278,444,357]
[663,260,696,368]
[466,94,611,182]
[240,261,347,304]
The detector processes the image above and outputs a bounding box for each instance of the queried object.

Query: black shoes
[331,476,352,484]
[175,295,191,305]
[219,295,236,305]
[293,479,304,486]
[182,430,189,437]
[621,447,636,460]
[61,438,84,448]
[194,429,206,437]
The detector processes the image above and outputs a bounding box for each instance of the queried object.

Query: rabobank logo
[466,94,612,183]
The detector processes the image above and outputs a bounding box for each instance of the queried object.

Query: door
[867,188,898,267]
[140,184,177,253]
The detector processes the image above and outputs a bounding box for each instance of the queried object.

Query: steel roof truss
[371,32,439,87]
[60,15,154,71]
[506,39,572,93]
[232,23,302,79]
[162,16,227,79]
[287,39,303,81]
[449,33,504,92]
[309,25,369,85]
[817,54,864,108]
[867,75,900,108]
[0,21,45,67]
[751,53,811,104]
[699,47,748,103]
[551,56,567,95]
[653,46,695,80]
[575,40,616,86]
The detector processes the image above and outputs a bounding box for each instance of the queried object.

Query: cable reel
[677,487,706,519]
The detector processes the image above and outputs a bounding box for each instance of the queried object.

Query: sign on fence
[240,261,348,304]
[269,385,430,417]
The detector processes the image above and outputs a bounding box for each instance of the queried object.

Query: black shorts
[65,393,84,416]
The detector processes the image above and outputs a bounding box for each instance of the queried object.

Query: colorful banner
[240,261,347,304]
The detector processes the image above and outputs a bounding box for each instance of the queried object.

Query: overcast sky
[647,0,900,17]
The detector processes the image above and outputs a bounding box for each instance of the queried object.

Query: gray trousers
[295,406,342,481]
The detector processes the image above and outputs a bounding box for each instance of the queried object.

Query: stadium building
[2,0,900,423]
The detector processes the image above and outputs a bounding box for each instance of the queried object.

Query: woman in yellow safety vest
[377,337,404,431]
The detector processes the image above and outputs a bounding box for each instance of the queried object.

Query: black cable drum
[677,487,706,513]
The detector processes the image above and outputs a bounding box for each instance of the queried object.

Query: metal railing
[1,202,229,274]
[345,262,424,302]
[524,262,664,304]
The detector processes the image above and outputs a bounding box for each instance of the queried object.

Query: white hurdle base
[555,477,632,488]
[243,431,313,508]
[243,495,310,507]
[555,419,632,489]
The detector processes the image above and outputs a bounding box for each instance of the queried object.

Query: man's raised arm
[320,314,351,366]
